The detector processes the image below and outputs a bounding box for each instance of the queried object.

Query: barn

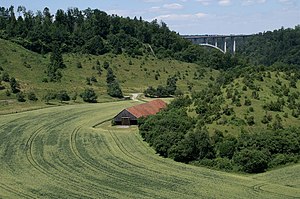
[114,99,167,125]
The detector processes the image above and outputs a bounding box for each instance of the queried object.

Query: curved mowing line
[0,182,35,199]
[25,124,113,199]
[69,125,126,198]
[109,130,276,198]
[70,125,174,198]
[107,130,198,198]
[1,103,300,199]
[108,130,194,185]
[251,183,300,198]
[25,126,88,199]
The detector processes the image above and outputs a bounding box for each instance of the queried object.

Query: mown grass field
[0,101,299,198]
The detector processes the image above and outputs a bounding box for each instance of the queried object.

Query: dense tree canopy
[238,26,300,66]
[0,6,240,69]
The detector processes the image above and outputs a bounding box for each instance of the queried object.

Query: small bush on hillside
[76,62,82,68]
[80,88,97,103]
[244,99,252,106]
[10,77,20,93]
[245,115,255,126]
[56,90,70,102]
[28,92,38,101]
[103,61,110,69]
[5,89,11,96]
[1,72,10,82]
[17,92,26,102]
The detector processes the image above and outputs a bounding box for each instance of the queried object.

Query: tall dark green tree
[106,67,123,98]
[47,44,65,82]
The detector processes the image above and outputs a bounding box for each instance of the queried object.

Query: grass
[0,101,299,198]
[0,38,219,113]
[203,71,300,136]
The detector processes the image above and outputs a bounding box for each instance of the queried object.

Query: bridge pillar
[214,38,218,47]
[224,39,227,53]
[233,38,236,54]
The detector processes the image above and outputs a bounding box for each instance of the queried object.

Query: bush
[76,62,82,68]
[103,61,110,69]
[268,153,297,168]
[244,99,252,106]
[107,81,123,98]
[5,89,11,96]
[246,116,255,126]
[56,90,70,102]
[1,72,9,82]
[28,92,38,101]
[233,149,268,173]
[10,77,20,93]
[17,92,26,102]
[217,137,237,159]
[80,88,97,103]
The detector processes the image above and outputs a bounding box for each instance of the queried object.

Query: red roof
[126,99,167,118]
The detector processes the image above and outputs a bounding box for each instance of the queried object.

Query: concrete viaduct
[182,34,252,54]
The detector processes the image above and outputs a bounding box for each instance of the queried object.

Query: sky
[1,0,300,35]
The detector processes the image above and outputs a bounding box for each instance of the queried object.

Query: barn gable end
[114,109,138,125]
[114,99,167,125]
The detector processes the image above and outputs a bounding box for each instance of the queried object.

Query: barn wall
[114,109,137,123]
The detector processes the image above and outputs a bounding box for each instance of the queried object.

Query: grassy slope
[0,101,299,198]
[199,71,300,136]
[0,38,218,104]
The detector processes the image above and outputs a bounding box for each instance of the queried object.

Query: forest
[238,26,300,66]
[0,5,237,68]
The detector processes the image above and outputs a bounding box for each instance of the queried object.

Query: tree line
[0,6,239,67]
[238,26,300,66]
[139,95,300,173]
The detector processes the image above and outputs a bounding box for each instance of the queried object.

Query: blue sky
[1,0,299,34]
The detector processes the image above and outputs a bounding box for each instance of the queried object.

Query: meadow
[0,101,299,198]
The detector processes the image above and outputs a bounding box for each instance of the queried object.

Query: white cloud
[196,0,212,6]
[163,3,184,10]
[278,0,295,4]
[242,0,266,6]
[149,6,161,12]
[154,12,207,21]
[143,0,164,2]
[218,0,231,6]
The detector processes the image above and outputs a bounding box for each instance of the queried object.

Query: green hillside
[139,65,300,173]
[0,38,218,113]
[205,70,300,135]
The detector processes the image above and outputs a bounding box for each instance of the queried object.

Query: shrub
[244,99,252,106]
[233,149,268,173]
[80,88,97,103]
[1,72,9,82]
[103,61,110,69]
[28,92,38,101]
[56,90,70,102]
[5,89,11,96]
[246,116,255,126]
[76,62,82,68]
[17,92,26,102]
[10,77,20,93]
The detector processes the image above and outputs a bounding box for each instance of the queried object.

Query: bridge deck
[182,34,252,39]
